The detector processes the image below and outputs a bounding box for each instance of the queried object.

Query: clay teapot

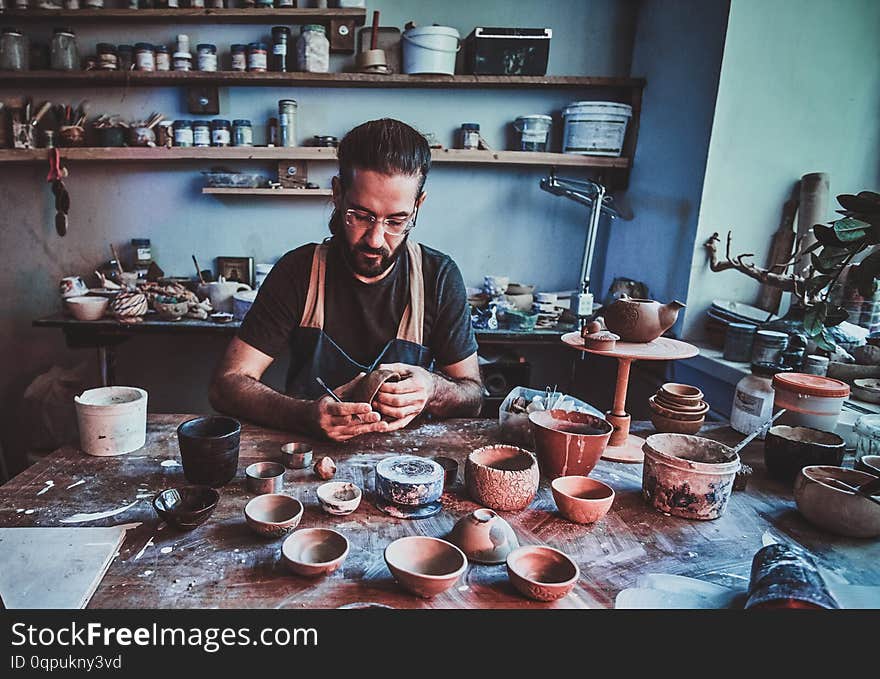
[446,508,520,564]
[602,295,685,343]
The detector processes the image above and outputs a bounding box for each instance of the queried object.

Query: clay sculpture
[603,295,686,343]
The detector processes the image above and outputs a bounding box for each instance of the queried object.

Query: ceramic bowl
[853,378,880,404]
[648,396,709,420]
[65,295,109,321]
[447,508,520,564]
[316,481,362,515]
[465,444,540,511]
[177,416,241,488]
[764,425,845,483]
[347,369,401,407]
[856,455,880,476]
[282,528,349,577]
[794,466,880,538]
[529,409,613,479]
[245,461,286,495]
[152,485,219,530]
[280,442,313,469]
[153,299,189,321]
[653,393,708,414]
[659,383,704,404]
[650,411,705,435]
[244,493,303,538]
[506,546,580,602]
[384,536,467,598]
[550,476,615,524]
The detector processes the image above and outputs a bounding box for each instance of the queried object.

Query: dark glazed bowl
[152,485,220,530]
[177,415,241,488]
[764,425,845,483]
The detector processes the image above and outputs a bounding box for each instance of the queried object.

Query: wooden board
[203,188,333,197]
[0,527,126,609]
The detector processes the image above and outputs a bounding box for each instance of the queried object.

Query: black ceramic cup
[177,416,241,488]
[764,425,845,483]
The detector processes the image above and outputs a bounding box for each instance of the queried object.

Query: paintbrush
[192,255,205,284]
[315,377,362,421]
[731,409,788,456]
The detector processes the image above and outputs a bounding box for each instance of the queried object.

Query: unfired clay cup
[506,545,579,602]
[551,476,615,524]
[384,536,467,598]
[244,494,303,538]
[282,528,349,577]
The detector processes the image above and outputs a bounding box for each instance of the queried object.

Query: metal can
[173,120,194,147]
[135,42,155,71]
[192,121,211,147]
[0,28,30,71]
[197,44,217,72]
[233,120,253,147]
[247,42,268,72]
[231,44,247,72]
[278,99,297,147]
[154,44,170,71]
[50,28,79,71]
[210,119,232,147]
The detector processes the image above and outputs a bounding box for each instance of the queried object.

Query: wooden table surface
[1,415,878,609]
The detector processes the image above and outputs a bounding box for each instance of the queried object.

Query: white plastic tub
[562,101,632,156]
[513,114,552,152]
[402,25,460,75]
[75,386,148,456]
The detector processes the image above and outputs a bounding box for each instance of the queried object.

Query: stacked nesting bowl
[648,383,709,435]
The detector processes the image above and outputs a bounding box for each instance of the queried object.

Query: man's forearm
[426,372,483,418]
[209,372,315,435]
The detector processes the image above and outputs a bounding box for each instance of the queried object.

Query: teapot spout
[659,300,686,331]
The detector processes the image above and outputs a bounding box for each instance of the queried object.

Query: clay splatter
[60,500,139,524]
[160,460,181,468]
[36,481,55,496]
[160,547,172,554]
[134,537,155,560]
[24,509,35,515]
[66,479,86,489]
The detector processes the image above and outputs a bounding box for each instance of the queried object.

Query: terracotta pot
[794,466,880,538]
[642,434,740,520]
[550,476,615,524]
[650,411,704,435]
[243,494,303,538]
[659,383,703,402]
[506,546,579,601]
[528,409,613,479]
[603,295,686,343]
[282,528,349,577]
[384,536,467,598]
[465,444,539,511]
[447,508,520,564]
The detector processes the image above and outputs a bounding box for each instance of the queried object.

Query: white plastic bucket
[232,289,258,321]
[562,101,632,156]
[513,114,553,152]
[402,26,460,75]
[75,386,148,456]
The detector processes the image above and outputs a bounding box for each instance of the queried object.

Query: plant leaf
[805,274,833,295]
[823,305,849,328]
[832,217,869,243]
[814,329,837,352]
[811,247,850,274]
[813,223,842,246]
[803,302,827,336]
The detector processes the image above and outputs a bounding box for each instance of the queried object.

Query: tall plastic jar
[772,372,850,433]
[731,362,788,439]
[513,115,552,152]
[297,24,329,73]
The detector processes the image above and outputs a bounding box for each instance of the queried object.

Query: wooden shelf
[0,147,630,169]
[0,70,646,90]
[202,187,332,196]
[0,8,367,24]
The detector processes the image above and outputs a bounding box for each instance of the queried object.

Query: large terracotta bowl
[794,466,880,538]
[528,409,613,479]
[550,476,615,524]
[465,444,539,511]
[384,536,467,598]
[506,545,579,601]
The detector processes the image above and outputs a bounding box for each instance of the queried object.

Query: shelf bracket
[329,19,356,53]
[186,86,220,115]
[278,160,309,188]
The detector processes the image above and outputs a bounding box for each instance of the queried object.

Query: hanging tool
[46,148,69,237]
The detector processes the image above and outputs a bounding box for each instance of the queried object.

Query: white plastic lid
[403,25,461,39]
[563,101,633,116]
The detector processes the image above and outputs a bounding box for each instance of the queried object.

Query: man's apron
[286,239,433,400]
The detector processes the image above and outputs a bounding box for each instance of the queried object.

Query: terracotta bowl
[506,545,580,601]
[384,536,467,598]
[347,369,401,406]
[648,396,709,420]
[650,411,704,435]
[653,393,707,414]
[794,466,880,538]
[764,425,845,483]
[856,455,880,476]
[465,444,539,511]
[152,485,219,531]
[550,476,615,524]
[282,528,349,577]
[529,409,613,479]
[65,295,109,321]
[244,493,303,538]
[659,383,704,404]
[316,481,362,516]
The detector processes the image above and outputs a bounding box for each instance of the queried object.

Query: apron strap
[301,243,328,329]
[397,240,425,345]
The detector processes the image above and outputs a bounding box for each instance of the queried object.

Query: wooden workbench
[1,416,877,609]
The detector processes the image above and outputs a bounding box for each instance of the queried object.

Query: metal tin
[722,322,757,363]
[751,329,788,365]
[245,462,285,495]
[280,442,313,469]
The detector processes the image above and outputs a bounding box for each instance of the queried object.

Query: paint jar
[853,414,880,471]
[211,119,231,147]
[176,34,191,55]
[135,43,156,71]
[84,0,103,6]
[802,355,829,376]
[96,43,118,70]
[232,119,253,147]
[191,0,204,6]
[730,362,787,440]
[513,115,552,152]
[297,24,329,73]
[247,42,268,72]
[256,0,273,6]
[722,322,757,362]
[50,28,79,71]
[197,44,218,71]
[278,99,297,147]
[173,51,192,71]
[271,26,290,72]
[750,330,788,365]
[276,0,294,6]
[173,120,194,147]
[132,238,153,279]
[0,28,29,72]
[772,372,850,433]
[155,45,170,71]
[231,43,247,71]
[562,101,632,157]
[459,123,480,150]
[118,44,134,71]
[192,121,211,147]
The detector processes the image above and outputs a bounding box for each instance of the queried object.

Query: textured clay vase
[447,508,520,564]
[465,445,540,511]
[603,295,686,343]
[528,409,613,479]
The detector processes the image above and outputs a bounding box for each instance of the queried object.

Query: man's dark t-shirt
[238,237,477,390]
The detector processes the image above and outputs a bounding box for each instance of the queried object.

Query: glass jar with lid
[0,28,30,72]
[210,119,232,147]
[751,329,789,365]
[192,121,211,148]
[135,43,155,71]
[247,42,268,72]
[230,44,247,72]
[197,44,218,72]
[459,123,480,150]
[50,28,79,71]
[233,120,253,147]
[271,26,290,72]
[173,120,194,147]
[155,45,170,71]
[96,43,118,70]
[296,24,329,73]
[278,99,297,147]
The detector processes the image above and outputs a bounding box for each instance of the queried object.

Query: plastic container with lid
[459,123,480,150]
[751,329,788,365]
[513,115,552,152]
[853,414,880,469]
[723,322,757,363]
[772,372,850,433]
[402,25,459,75]
[562,101,632,157]
[730,362,790,439]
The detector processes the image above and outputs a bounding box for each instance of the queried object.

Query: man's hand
[312,373,389,441]
[372,363,436,432]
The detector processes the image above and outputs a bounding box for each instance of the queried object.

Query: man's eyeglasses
[343,204,419,237]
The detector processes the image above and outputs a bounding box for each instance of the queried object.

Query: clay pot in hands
[603,295,686,343]
[465,445,539,511]
[447,508,520,564]
[347,369,401,417]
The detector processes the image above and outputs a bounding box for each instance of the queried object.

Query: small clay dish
[653,393,708,414]
[245,461,286,495]
[551,476,615,524]
[210,312,234,323]
[433,456,459,488]
[658,383,704,406]
[853,378,880,404]
[282,528,349,577]
[281,442,313,469]
[384,536,467,598]
[582,331,619,352]
[764,425,845,483]
[648,396,708,420]
[506,545,580,602]
[152,485,219,531]
[794,466,880,538]
[855,455,880,476]
[650,411,704,435]
[348,369,401,406]
[316,481,362,515]
[244,493,303,538]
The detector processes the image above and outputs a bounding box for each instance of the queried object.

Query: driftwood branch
[704,231,804,293]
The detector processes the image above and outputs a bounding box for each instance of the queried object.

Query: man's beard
[341,237,404,278]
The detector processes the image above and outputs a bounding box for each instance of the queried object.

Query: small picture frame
[216,256,254,288]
